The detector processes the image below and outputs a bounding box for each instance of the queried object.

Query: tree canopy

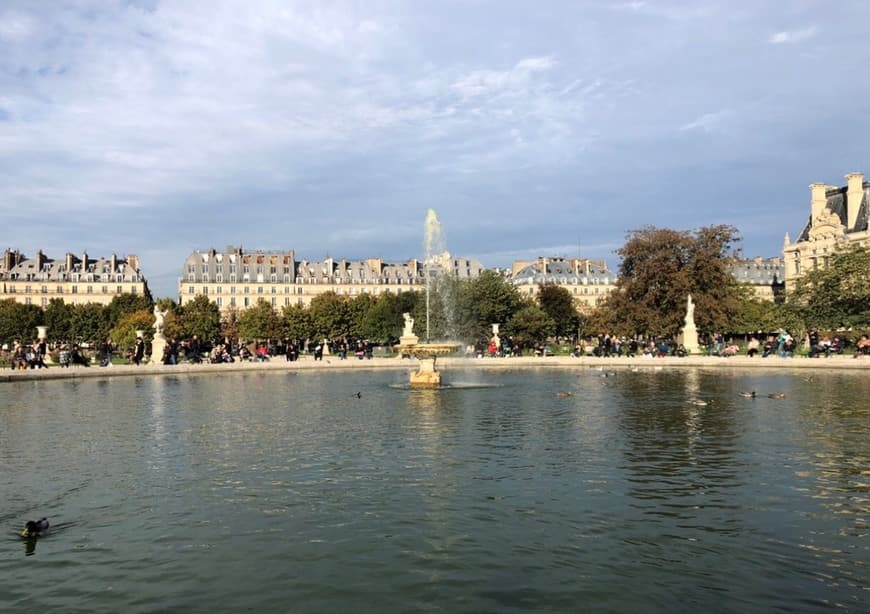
[601,225,743,337]
[785,244,870,331]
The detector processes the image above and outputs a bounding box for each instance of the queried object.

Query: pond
[1,367,867,612]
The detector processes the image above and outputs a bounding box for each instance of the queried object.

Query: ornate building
[783,172,869,291]
[0,249,148,307]
[178,246,484,311]
[508,257,616,313]
[730,257,785,303]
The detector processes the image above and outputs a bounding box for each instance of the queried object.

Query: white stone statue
[685,294,695,326]
[403,313,414,337]
[153,305,166,337]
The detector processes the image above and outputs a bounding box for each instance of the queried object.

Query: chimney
[845,172,864,231]
[65,252,74,272]
[36,250,46,270]
[3,249,13,270]
[810,183,829,223]
[127,255,139,272]
[111,253,118,273]
[82,251,89,271]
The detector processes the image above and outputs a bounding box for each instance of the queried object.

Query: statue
[685,294,695,325]
[153,305,166,337]
[403,313,414,337]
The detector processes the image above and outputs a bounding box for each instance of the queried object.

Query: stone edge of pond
[2,354,869,383]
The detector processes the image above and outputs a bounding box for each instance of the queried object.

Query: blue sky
[2,1,869,298]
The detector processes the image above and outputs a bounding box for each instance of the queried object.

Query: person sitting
[853,334,870,358]
[70,344,89,367]
[746,336,760,357]
[808,335,831,358]
[721,344,740,357]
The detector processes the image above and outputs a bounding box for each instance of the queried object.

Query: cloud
[769,26,817,45]
[679,109,734,133]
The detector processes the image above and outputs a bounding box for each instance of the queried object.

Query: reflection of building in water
[784,172,869,293]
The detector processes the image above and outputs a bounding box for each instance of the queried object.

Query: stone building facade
[0,249,148,307]
[783,172,869,292]
[730,257,785,303]
[508,257,616,313]
[178,246,485,311]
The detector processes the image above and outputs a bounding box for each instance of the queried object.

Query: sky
[2,1,869,298]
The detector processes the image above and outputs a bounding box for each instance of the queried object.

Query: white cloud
[769,26,817,45]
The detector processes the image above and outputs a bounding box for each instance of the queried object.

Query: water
[1,368,867,612]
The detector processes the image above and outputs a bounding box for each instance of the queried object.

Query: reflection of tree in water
[612,369,743,523]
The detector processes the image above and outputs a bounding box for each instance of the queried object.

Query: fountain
[395,210,461,387]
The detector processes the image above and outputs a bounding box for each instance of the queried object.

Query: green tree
[359,293,404,344]
[602,225,743,337]
[180,295,221,343]
[281,304,312,342]
[785,244,870,330]
[43,298,73,342]
[238,299,282,341]
[731,297,781,335]
[454,271,524,341]
[105,293,153,327]
[347,293,376,339]
[0,299,43,343]
[504,304,556,349]
[111,309,154,354]
[69,303,109,345]
[538,283,580,339]
[309,292,351,339]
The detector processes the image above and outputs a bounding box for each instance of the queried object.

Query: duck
[556,391,573,397]
[21,518,50,538]
[739,391,757,398]
[767,392,786,399]
[688,399,712,406]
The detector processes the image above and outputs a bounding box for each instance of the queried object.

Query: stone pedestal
[409,356,441,387]
[151,336,166,365]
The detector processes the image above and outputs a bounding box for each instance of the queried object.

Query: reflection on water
[0,369,867,612]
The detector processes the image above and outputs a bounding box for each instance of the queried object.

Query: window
[257,287,263,294]
[189,286,194,294]
[230,297,236,306]
[201,265,208,274]
[41,285,47,293]
[216,286,222,294]
[216,297,223,307]
[244,287,249,294]
[117,286,123,294]
[188,264,195,274]
[203,287,208,295]
[244,297,250,307]
[71,286,77,294]
[230,274,236,282]
[216,274,223,283]
[57,285,63,294]
[41,297,48,307]
[86,286,93,294]
[271,297,277,307]
[271,286,276,294]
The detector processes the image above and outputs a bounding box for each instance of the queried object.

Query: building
[730,257,785,303]
[178,246,485,312]
[0,249,148,307]
[509,256,616,312]
[783,172,869,292]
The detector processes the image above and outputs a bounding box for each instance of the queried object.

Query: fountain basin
[395,342,461,387]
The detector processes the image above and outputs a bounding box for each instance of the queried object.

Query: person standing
[133,337,145,365]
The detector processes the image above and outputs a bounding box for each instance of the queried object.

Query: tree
[0,299,43,343]
[111,309,154,353]
[347,293,376,339]
[454,271,524,342]
[785,244,870,330]
[43,298,73,342]
[309,292,351,339]
[538,283,580,339]
[69,303,109,345]
[105,293,153,327]
[602,225,743,338]
[281,304,311,342]
[731,297,781,335]
[221,305,242,344]
[156,298,184,342]
[358,293,404,344]
[504,304,556,350]
[238,299,282,341]
[180,295,221,343]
